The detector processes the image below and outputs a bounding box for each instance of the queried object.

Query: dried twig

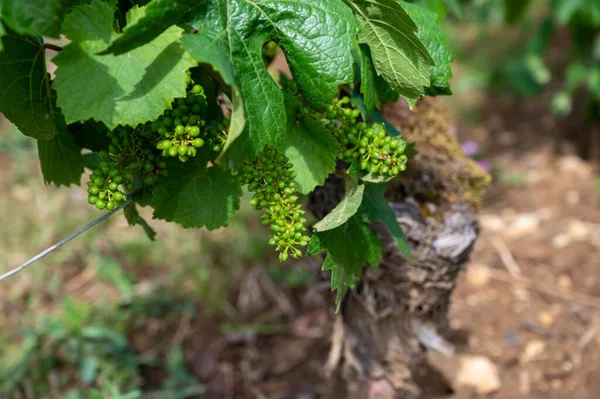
[490,236,523,279]
[486,266,600,309]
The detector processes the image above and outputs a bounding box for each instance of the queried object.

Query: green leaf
[151,157,243,229]
[346,0,434,105]
[309,215,381,306]
[101,0,205,55]
[181,1,235,85]
[124,202,157,241]
[360,44,384,113]
[360,173,394,183]
[0,28,62,140]
[313,178,365,232]
[37,129,85,187]
[503,0,531,24]
[79,356,98,385]
[418,0,447,22]
[284,95,340,195]
[52,0,197,129]
[359,183,413,259]
[216,88,245,164]
[1,0,60,37]
[190,0,359,164]
[81,325,127,348]
[0,23,4,51]
[402,2,453,96]
[0,0,94,37]
[553,0,583,24]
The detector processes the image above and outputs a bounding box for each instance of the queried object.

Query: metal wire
[0,199,132,282]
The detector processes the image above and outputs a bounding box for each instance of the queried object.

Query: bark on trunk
[311,99,491,398]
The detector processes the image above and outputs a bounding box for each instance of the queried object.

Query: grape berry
[242,148,310,262]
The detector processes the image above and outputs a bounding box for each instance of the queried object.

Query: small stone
[465,264,491,288]
[558,155,588,174]
[428,353,501,395]
[456,355,501,394]
[538,311,555,327]
[508,213,540,236]
[552,234,571,249]
[551,379,562,389]
[557,275,573,291]
[566,191,580,205]
[480,215,506,232]
[568,220,589,240]
[520,340,546,363]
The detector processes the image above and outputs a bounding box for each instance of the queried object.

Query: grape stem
[42,43,63,52]
[0,198,132,282]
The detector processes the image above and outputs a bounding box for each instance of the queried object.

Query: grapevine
[0,0,455,303]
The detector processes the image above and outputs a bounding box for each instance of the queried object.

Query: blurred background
[1,0,600,398]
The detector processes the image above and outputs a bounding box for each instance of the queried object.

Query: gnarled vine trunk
[311,99,490,398]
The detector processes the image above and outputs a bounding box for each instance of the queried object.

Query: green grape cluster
[325,97,408,177]
[242,148,310,262]
[87,126,167,210]
[203,118,230,154]
[152,72,208,162]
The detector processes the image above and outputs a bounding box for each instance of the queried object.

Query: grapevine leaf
[229,0,359,111]
[347,162,360,181]
[360,173,394,183]
[284,95,340,195]
[216,88,245,164]
[52,0,197,130]
[359,183,413,259]
[151,157,243,230]
[181,1,235,85]
[321,254,346,307]
[402,2,453,96]
[309,215,382,306]
[0,28,62,140]
[346,0,434,106]
[360,44,384,113]
[101,0,205,55]
[0,0,101,38]
[1,0,61,37]
[188,0,359,164]
[124,203,157,241]
[313,178,365,232]
[37,129,85,187]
